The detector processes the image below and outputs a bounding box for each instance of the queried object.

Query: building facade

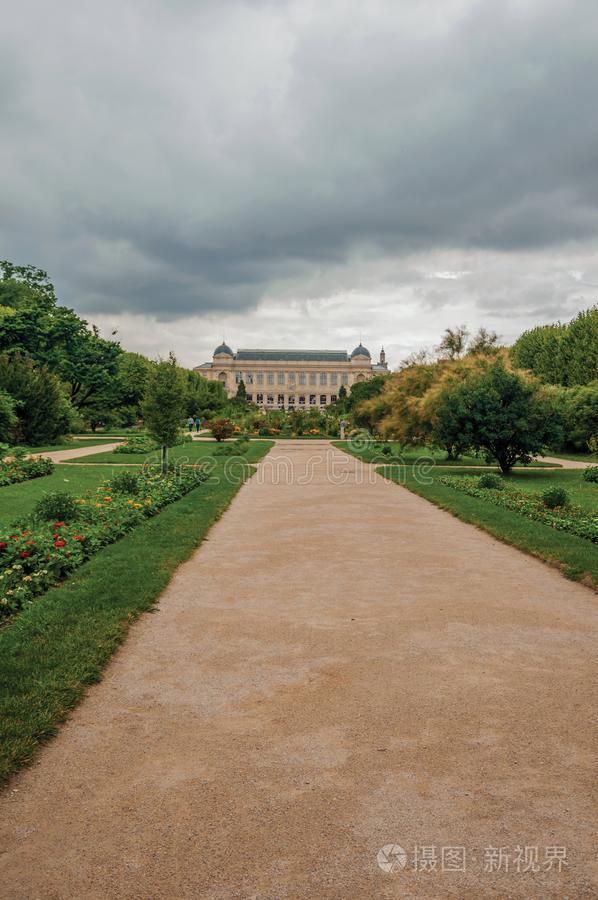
[195,343,388,409]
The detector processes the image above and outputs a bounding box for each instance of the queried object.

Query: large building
[195,343,388,409]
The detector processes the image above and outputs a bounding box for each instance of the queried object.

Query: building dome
[214,342,233,357]
[351,343,371,359]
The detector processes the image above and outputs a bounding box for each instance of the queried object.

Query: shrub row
[0,467,207,619]
[0,451,54,487]
[114,433,193,454]
[438,475,598,544]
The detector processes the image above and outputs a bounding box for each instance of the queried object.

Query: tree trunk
[161,445,168,475]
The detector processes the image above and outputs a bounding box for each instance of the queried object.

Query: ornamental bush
[0,450,54,487]
[34,491,80,522]
[211,418,235,442]
[478,473,504,490]
[114,435,158,454]
[582,465,598,484]
[110,471,140,494]
[540,486,569,509]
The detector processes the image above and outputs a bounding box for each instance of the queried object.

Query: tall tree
[141,353,185,473]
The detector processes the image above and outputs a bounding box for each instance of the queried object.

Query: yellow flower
[103,496,112,502]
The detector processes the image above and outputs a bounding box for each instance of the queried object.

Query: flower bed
[439,475,598,543]
[0,453,54,487]
[0,468,207,619]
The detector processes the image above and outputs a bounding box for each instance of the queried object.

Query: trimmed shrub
[211,418,235,442]
[540,486,569,509]
[582,465,598,484]
[478,472,505,490]
[114,435,157,454]
[34,491,79,522]
[110,471,140,494]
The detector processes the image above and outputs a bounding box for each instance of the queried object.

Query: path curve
[36,441,123,463]
[1,441,597,899]
[539,454,595,469]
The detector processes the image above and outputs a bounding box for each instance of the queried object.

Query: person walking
[187,416,194,433]
[194,415,202,433]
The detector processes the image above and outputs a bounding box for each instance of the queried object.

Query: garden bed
[0,467,207,619]
[0,453,54,487]
[438,474,597,543]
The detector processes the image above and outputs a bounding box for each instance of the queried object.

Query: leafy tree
[211,418,235,441]
[360,364,438,443]
[338,384,347,401]
[141,354,186,472]
[436,361,563,473]
[0,353,75,444]
[235,379,247,402]
[511,306,597,386]
[0,261,56,311]
[467,327,500,356]
[0,389,17,442]
[436,325,469,360]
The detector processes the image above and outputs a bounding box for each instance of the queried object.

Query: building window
[331,373,338,385]
[246,393,253,402]
[246,372,253,384]
[299,395,305,405]
[267,372,274,385]
[320,373,327,385]
[256,372,264,385]
[330,395,337,404]
[309,394,316,405]
[299,372,306,385]
[278,372,285,385]
[288,395,295,405]
[288,372,296,384]
[267,394,274,405]
[256,393,264,404]
[341,373,349,385]
[278,394,285,406]
[235,372,243,384]
[309,373,317,385]
[320,394,327,405]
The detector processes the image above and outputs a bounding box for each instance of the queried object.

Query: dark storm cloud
[1,0,598,320]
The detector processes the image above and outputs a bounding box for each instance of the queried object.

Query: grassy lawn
[0,448,272,784]
[0,465,136,528]
[378,465,598,589]
[333,441,557,467]
[66,439,273,465]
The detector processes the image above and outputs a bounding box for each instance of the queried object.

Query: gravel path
[37,441,123,463]
[1,442,596,899]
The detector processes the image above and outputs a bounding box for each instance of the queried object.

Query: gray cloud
[1,0,597,336]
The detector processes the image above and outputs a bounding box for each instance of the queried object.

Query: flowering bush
[583,465,598,484]
[439,475,598,543]
[114,435,158,454]
[0,467,208,619]
[0,446,54,487]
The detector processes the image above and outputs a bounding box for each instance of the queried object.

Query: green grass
[378,464,598,589]
[0,465,135,528]
[66,439,273,465]
[333,441,557,467]
[0,451,272,784]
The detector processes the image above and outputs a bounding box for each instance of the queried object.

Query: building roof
[214,342,234,356]
[351,343,371,358]
[235,349,350,362]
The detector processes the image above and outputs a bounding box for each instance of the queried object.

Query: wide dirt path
[1,442,597,899]
[35,441,122,463]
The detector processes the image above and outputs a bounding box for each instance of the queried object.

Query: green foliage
[109,471,141,495]
[141,353,186,471]
[511,306,598,386]
[0,450,54,487]
[540,486,570,509]
[0,353,74,444]
[235,378,247,401]
[478,472,504,489]
[34,490,80,523]
[0,389,17,442]
[583,466,598,484]
[114,435,158,454]
[556,382,598,452]
[211,418,235,441]
[429,361,563,473]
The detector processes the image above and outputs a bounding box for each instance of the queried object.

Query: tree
[0,353,74,444]
[436,325,469,360]
[235,379,247,402]
[511,306,597,386]
[467,327,500,356]
[211,418,235,441]
[436,361,563,473]
[338,384,347,402]
[0,389,17,443]
[360,364,439,443]
[141,354,185,473]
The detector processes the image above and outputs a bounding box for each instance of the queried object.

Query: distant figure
[195,415,202,433]
[187,416,194,432]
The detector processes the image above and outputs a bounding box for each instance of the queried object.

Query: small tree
[211,418,235,441]
[141,353,185,473]
[0,389,17,442]
[235,379,247,402]
[439,361,563,473]
[436,325,469,360]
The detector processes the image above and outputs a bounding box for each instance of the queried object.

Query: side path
[1,442,597,899]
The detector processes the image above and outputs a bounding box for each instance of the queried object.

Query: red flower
[73,535,85,542]
[10,534,18,540]
[54,539,66,548]
[0,542,6,550]
[21,531,30,536]
[19,551,31,558]
[54,522,65,528]
[52,533,59,539]
[26,539,36,545]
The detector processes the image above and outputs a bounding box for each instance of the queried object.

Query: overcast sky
[2,0,597,368]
